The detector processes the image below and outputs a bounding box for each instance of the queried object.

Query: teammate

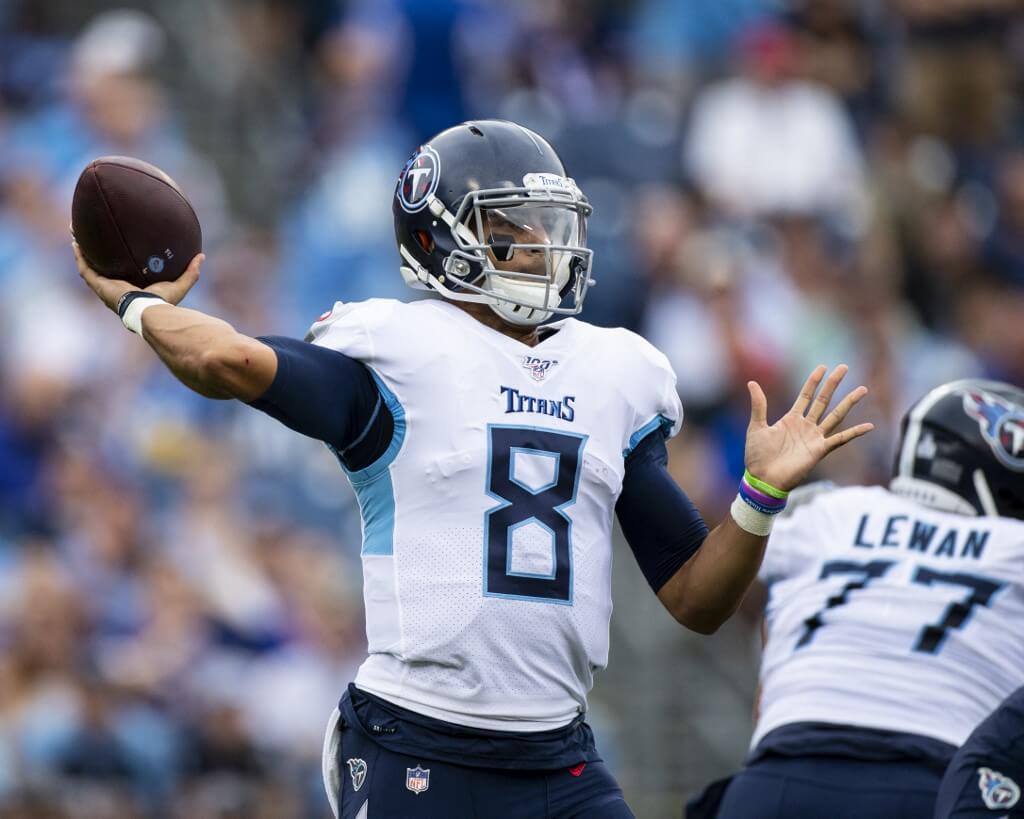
[934,684,1024,818]
[72,120,871,818]
[690,379,1024,819]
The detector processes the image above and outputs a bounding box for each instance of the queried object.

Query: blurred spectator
[984,150,1024,286]
[789,0,877,131]
[628,0,775,80]
[685,20,867,230]
[0,0,1018,813]
[896,0,1018,156]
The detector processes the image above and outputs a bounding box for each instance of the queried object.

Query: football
[71,156,202,289]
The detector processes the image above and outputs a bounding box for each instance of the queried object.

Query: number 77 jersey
[307,298,682,731]
[754,484,1024,750]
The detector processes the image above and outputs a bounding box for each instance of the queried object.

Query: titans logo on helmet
[962,390,1024,471]
[397,146,440,213]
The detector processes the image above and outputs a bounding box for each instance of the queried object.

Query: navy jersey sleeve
[248,336,392,471]
[616,430,709,593]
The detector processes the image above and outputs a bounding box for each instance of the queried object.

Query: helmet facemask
[455,193,590,324]
[405,176,593,326]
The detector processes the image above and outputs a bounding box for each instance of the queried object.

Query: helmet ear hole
[415,230,435,253]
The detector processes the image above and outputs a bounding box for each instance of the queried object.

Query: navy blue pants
[933,686,1024,818]
[712,755,943,819]
[322,687,633,818]
[935,760,1024,819]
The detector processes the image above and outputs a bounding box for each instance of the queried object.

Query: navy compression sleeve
[616,430,709,593]
[248,336,392,471]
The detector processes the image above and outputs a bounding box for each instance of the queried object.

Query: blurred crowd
[1,0,1023,815]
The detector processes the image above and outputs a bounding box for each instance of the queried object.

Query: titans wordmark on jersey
[307,298,681,731]
[754,485,1024,749]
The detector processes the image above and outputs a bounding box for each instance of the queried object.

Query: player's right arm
[141,301,273,400]
[74,245,274,400]
[73,244,387,463]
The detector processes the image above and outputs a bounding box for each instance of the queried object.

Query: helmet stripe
[898,383,954,477]
[972,468,998,516]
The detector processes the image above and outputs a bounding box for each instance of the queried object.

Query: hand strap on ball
[117,291,167,336]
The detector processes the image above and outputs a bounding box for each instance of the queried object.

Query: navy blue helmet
[393,120,593,326]
[892,379,1024,519]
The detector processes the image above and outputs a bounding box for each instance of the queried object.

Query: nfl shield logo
[406,765,430,795]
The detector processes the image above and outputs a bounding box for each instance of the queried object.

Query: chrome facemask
[401,174,593,325]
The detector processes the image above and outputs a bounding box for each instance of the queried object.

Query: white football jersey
[308,298,681,730]
[754,485,1024,749]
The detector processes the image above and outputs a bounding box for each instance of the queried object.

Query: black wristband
[117,291,163,319]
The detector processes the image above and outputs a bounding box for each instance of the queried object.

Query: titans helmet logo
[962,390,1024,471]
[977,766,1020,810]
[397,146,440,213]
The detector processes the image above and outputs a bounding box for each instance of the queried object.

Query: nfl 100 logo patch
[522,355,558,382]
[406,765,430,795]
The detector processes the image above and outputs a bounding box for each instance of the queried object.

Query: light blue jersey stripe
[622,414,673,459]
[329,369,406,556]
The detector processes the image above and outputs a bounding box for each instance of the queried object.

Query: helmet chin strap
[972,468,999,516]
[488,279,559,325]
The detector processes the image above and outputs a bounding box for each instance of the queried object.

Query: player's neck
[452,301,545,347]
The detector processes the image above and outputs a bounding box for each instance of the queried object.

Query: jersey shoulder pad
[305,298,402,341]
[303,298,404,364]
[772,485,893,553]
[778,480,838,519]
[603,326,676,377]
[762,485,878,581]
[777,483,885,523]
[581,324,683,448]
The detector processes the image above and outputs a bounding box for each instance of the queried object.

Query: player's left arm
[623,365,871,634]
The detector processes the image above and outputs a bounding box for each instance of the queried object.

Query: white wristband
[730,494,775,537]
[122,295,168,336]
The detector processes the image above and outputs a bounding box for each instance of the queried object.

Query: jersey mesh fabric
[755,485,1024,749]
[307,298,682,730]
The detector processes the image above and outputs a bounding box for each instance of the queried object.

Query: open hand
[72,240,203,313]
[744,365,873,492]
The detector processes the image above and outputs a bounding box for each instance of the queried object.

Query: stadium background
[0,0,1022,816]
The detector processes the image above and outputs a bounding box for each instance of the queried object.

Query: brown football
[71,156,202,289]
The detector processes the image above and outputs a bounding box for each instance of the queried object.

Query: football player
[73,120,871,818]
[689,380,1024,819]
[934,684,1024,818]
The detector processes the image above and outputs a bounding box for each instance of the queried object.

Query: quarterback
[74,120,871,818]
[692,380,1024,819]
